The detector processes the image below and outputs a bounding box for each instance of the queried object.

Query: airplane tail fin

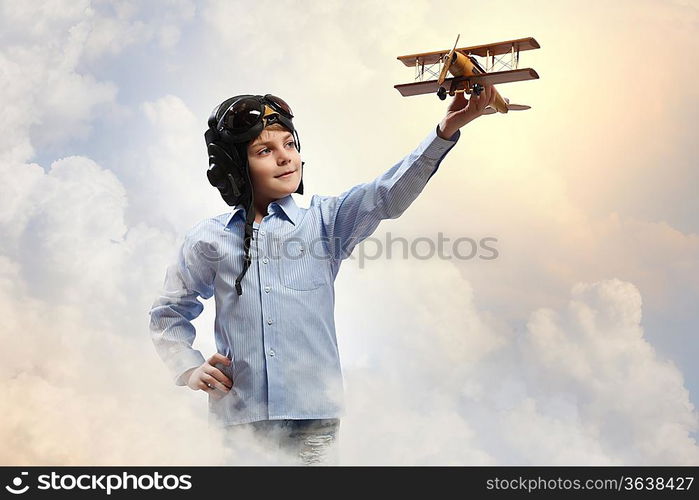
[504,96,530,111]
[507,104,531,111]
[505,97,531,111]
[482,104,530,114]
[483,96,531,114]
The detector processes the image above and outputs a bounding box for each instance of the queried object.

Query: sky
[0,0,697,465]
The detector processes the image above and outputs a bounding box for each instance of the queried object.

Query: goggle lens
[217,94,295,141]
[223,98,263,132]
[265,94,293,118]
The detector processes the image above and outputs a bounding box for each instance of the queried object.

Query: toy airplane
[395,35,540,114]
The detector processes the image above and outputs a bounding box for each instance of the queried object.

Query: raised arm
[316,84,497,273]
[317,124,460,274]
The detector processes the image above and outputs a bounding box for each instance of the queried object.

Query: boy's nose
[277,149,292,164]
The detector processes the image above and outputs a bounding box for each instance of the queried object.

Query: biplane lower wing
[394,68,539,97]
[394,80,442,97]
[473,68,539,85]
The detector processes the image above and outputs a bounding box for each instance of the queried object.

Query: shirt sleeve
[317,125,460,272]
[148,230,216,386]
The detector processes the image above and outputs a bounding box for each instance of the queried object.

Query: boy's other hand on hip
[185,354,233,400]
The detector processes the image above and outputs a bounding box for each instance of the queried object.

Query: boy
[149,87,496,465]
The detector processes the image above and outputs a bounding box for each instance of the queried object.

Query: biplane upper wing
[397,37,540,67]
[394,68,539,97]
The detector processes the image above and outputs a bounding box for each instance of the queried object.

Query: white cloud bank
[336,259,698,464]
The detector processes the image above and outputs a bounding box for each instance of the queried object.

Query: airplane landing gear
[437,86,447,100]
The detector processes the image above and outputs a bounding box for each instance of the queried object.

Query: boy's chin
[271,186,298,199]
[273,180,300,197]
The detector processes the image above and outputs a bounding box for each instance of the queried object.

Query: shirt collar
[224,194,300,228]
[271,194,300,225]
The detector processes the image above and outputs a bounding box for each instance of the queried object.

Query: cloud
[0,148,279,465]
[521,279,698,463]
[0,5,117,160]
[338,258,699,464]
[0,0,198,163]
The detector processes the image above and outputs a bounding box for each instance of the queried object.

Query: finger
[208,353,231,366]
[466,88,478,109]
[459,93,472,111]
[202,373,230,393]
[484,84,493,106]
[478,85,488,104]
[198,380,222,400]
[481,85,493,112]
[205,366,233,389]
[471,88,484,112]
[447,91,467,113]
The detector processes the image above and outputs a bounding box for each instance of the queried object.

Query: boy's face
[246,127,302,204]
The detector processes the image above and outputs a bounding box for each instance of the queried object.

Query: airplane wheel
[472,83,484,96]
[437,87,447,100]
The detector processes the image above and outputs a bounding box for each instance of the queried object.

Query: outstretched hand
[437,83,496,139]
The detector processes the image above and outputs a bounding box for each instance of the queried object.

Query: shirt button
[264,286,271,293]
[267,318,274,325]
[262,258,268,264]
[269,349,275,357]
[260,230,266,236]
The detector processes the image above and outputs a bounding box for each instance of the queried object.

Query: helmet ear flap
[206,133,248,206]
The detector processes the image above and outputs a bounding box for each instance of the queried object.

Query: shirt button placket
[259,220,280,415]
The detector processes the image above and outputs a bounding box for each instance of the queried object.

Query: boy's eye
[255,141,294,156]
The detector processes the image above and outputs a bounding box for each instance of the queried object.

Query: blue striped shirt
[148,125,460,426]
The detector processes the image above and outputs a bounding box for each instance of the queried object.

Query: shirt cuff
[169,348,206,386]
[412,125,460,162]
[435,124,461,143]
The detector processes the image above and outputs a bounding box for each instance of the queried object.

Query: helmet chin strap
[234,201,256,296]
[234,154,256,296]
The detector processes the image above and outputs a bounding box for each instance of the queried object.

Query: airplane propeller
[437,34,460,86]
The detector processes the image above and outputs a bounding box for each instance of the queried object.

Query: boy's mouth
[275,169,296,178]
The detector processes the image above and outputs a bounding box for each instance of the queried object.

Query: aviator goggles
[216,94,295,143]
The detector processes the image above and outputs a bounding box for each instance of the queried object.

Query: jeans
[222,419,340,465]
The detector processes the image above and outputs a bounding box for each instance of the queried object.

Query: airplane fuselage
[448,52,509,113]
